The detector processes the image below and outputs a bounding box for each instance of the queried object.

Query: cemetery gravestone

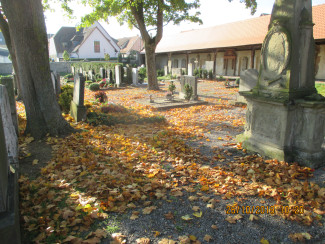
[164,66,168,76]
[0,107,8,213]
[51,71,61,95]
[0,77,18,135]
[236,69,258,104]
[132,68,139,85]
[0,96,21,244]
[172,68,182,77]
[179,76,198,100]
[0,85,18,163]
[126,67,132,84]
[188,63,194,76]
[115,65,122,87]
[70,73,87,122]
[100,68,105,78]
[71,66,75,75]
[238,0,325,168]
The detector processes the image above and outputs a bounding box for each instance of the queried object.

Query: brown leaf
[143,206,157,214]
[158,238,176,244]
[203,235,213,242]
[164,212,174,220]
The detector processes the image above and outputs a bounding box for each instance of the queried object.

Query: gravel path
[100,81,325,244]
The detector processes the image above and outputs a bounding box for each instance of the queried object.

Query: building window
[173,59,179,68]
[181,59,186,68]
[94,41,100,53]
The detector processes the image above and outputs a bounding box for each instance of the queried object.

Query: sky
[44,0,325,39]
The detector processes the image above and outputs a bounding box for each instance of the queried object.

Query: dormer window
[94,41,100,53]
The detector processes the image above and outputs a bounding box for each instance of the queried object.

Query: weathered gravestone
[70,73,87,122]
[0,108,8,213]
[0,85,18,163]
[236,69,258,104]
[51,71,61,95]
[0,77,18,135]
[238,0,325,168]
[188,63,194,76]
[0,96,21,244]
[100,67,105,78]
[164,66,168,76]
[88,70,94,81]
[126,66,132,84]
[179,75,198,100]
[132,68,139,85]
[172,68,182,77]
[115,65,122,87]
[71,66,75,75]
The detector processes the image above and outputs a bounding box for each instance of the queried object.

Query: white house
[49,22,120,61]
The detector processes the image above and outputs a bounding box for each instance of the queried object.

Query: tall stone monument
[238,0,325,168]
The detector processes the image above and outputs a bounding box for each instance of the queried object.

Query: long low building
[154,3,325,80]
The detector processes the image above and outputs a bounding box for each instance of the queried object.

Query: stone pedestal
[236,69,258,104]
[238,94,325,168]
[164,66,168,76]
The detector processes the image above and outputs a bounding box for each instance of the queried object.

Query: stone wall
[0,62,72,75]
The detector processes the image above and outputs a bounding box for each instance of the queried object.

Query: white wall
[215,52,225,76]
[236,50,251,76]
[78,28,118,59]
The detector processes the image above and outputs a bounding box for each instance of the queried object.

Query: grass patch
[316,83,325,96]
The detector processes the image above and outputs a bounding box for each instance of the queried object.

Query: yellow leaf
[192,211,202,218]
[260,237,269,244]
[153,231,160,237]
[32,159,39,165]
[188,196,198,201]
[136,237,150,244]
[189,235,197,241]
[181,215,193,221]
[192,206,200,212]
[201,185,209,192]
[249,214,259,221]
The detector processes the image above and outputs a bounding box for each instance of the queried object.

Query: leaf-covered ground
[17,81,325,244]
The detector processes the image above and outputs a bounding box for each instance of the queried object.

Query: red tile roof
[156,4,325,53]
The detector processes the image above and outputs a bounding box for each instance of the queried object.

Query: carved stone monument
[70,73,87,122]
[188,63,194,76]
[179,76,198,101]
[238,0,325,168]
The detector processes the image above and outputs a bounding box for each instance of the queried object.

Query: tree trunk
[1,0,74,139]
[145,43,159,90]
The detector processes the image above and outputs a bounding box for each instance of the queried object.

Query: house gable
[76,28,119,59]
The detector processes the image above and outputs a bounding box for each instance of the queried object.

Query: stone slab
[115,65,122,87]
[72,73,85,106]
[0,77,18,134]
[0,86,18,163]
[237,94,325,168]
[0,157,21,244]
[132,68,138,85]
[138,98,208,111]
[179,75,198,100]
[0,106,8,213]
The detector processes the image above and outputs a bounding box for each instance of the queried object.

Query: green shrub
[89,83,100,91]
[184,84,193,101]
[138,67,147,81]
[193,68,199,77]
[208,70,213,80]
[168,81,176,94]
[59,84,74,113]
[202,69,208,79]
[157,69,164,77]
[64,73,73,79]
[235,78,240,85]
